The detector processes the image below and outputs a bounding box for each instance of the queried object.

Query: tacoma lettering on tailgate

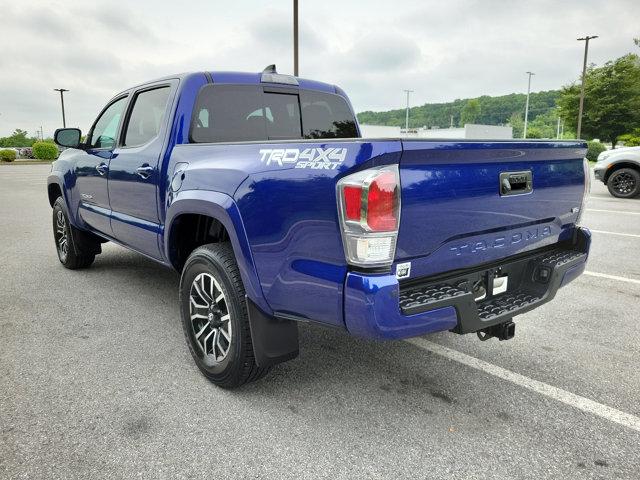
[449,225,552,256]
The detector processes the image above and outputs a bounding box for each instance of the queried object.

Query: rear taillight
[337,165,400,268]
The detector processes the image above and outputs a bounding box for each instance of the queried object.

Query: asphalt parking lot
[1,164,639,479]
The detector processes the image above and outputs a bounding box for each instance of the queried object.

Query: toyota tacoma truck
[48,66,592,388]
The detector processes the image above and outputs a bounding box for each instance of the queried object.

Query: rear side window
[300,91,358,139]
[191,86,266,143]
[190,85,357,143]
[123,87,171,147]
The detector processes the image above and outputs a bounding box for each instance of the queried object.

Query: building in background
[359,123,513,139]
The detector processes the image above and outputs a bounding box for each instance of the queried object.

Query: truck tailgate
[396,140,587,278]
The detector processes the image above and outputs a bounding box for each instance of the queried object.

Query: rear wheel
[607,168,640,198]
[179,243,268,388]
[52,197,96,269]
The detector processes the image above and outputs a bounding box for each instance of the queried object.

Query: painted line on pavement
[587,209,640,216]
[584,270,640,285]
[407,337,640,433]
[590,229,640,238]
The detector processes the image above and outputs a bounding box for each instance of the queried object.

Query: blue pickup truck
[49,66,591,388]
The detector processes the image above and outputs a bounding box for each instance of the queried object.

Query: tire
[52,197,96,269]
[179,243,268,388]
[607,168,640,198]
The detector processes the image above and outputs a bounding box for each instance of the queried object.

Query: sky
[0,0,638,138]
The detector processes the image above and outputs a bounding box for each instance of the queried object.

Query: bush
[618,129,640,147]
[32,141,59,160]
[0,149,17,162]
[586,141,607,162]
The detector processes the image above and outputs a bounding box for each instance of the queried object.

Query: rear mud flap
[246,297,299,368]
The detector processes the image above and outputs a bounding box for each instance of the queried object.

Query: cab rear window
[190,85,358,143]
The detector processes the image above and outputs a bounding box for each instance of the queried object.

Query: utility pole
[293,0,299,76]
[556,117,561,139]
[523,72,535,139]
[576,35,598,139]
[403,89,413,131]
[54,88,69,127]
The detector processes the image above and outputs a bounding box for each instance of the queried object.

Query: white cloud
[0,0,638,137]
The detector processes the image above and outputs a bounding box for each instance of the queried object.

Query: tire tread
[52,197,96,270]
[181,243,269,388]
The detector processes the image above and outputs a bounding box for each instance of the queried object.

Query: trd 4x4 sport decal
[258,147,347,170]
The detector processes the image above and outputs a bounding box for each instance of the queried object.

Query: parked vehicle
[48,67,592,388]
[19,147,34,159]
[593,146,640,198]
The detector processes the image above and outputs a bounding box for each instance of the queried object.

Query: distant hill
[357,90,561,129]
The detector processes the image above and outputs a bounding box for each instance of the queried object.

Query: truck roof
[208,71,337,93]
[118,70,338,96]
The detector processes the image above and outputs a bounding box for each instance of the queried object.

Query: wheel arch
[165,190,271,315]
[604,161,640,183]
[47,177,63,207]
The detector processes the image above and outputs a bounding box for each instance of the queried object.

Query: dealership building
[359,123,513,139]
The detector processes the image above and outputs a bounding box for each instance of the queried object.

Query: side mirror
[54,128,82,148]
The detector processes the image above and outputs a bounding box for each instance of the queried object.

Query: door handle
[96,162,108,175]
[136,164,154,179]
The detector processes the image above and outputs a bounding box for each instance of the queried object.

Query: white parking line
[584,271,640,285]
[587,209,640,216]
[590,229,640,238]
[407,337,640,433]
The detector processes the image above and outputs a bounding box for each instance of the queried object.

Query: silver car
[593,146,640,198]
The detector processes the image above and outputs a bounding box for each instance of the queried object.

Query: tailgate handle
[500,171,532,196]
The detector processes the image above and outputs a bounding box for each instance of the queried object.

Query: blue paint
[344,272,459,339]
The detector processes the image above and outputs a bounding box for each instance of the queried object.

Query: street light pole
[576,35,598,139]
[403,89,413,131]
[293,0,299,76]
[523,71,535,139]
[54,88,69,128]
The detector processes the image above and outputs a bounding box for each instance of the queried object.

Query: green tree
[557,53,640,146]
[460,99,481,126]
[357,90,560,130]
[618,128,640,146]
[0,129,38,148]
[508,112,524,138]
[527,108,563,139]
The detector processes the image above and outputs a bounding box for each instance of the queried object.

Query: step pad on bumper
[540,250,586,267]
[399,283,467,312]
[476,290,541,320]
[398,244,588,334]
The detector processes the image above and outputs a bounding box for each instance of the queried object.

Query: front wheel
[52,197,96,269]
[179,243,268,388]
[607,168,640,198]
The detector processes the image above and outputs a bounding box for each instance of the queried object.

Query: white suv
[593,146,640,198]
